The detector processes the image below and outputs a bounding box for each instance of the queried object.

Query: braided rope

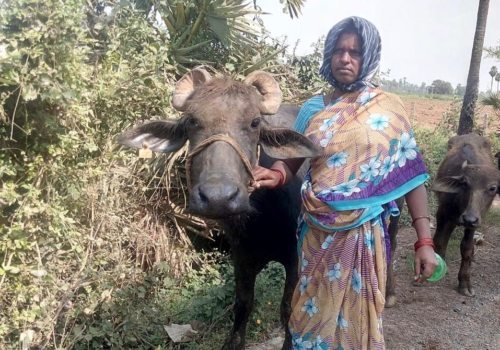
[185,134,257,191]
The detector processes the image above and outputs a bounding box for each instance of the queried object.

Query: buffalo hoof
[385,294,397,308]
[458,286,475,297]
[222,336,244,350]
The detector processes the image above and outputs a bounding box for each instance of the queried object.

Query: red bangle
[269,168,285,187]
[414,237,435,252]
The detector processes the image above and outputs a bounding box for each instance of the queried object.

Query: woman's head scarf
[319,16,381,92]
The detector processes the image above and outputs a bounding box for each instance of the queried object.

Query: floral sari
[289,87,428,350]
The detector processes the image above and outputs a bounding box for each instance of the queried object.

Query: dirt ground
[383,209,500,350]
[248,97,500,350]
[400,95,500,133]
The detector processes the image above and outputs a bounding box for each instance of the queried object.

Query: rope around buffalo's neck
[185,134,258,192]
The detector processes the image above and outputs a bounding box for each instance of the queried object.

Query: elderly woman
[253,16,437,349]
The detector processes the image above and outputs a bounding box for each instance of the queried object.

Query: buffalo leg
[223,261,259,350]
[385,197,403,308]
[433,206,457,259]
[385,212,400,308]
[280,256,298,349]
[458,227,476,297]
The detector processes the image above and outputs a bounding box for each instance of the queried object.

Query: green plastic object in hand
[414,253,447,282]
[427,253,447,282]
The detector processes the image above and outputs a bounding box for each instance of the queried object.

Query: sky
[259,0,500,93]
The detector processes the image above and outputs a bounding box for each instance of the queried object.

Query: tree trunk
[457,0,490,135]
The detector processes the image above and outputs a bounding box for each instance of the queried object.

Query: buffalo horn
[244,71,282,115]
[171,67,212,111]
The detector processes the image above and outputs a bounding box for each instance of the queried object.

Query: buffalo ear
[117,120,187,153]
[431,176,464,194]
[259,128,320,159]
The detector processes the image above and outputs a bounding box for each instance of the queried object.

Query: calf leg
[280,256,298,350]
[458,228,476,297]
[223,261,259,350]
[385,212,400,308]
[433,206,457,259]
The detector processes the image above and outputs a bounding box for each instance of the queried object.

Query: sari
[289,86,429,350]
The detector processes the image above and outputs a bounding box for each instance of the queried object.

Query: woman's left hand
[414,245,438,282]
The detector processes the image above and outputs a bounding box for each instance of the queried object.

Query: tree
[496,72,500,93]
[430,79,454,95]
[489,66,498,91]
[458,0,489,135]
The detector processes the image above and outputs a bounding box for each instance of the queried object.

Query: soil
[248,97,500,350]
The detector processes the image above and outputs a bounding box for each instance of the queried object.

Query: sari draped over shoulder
[289,87,428,350]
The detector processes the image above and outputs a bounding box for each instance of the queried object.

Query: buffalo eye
[186,115,199,128]
[488,184,497,193]
[250,117,261,129]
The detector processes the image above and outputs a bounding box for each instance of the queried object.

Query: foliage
[430,79,454,95]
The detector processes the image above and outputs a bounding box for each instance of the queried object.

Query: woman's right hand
[252,165,283,189]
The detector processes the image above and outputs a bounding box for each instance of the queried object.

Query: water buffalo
[118,68,319,349]
[432,133,500,296]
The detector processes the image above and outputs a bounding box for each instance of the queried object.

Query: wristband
[414,237,435,252]
[269,168,285,187]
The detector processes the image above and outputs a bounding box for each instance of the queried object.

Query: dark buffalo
[432,133,500,296]
[118,68,319,349]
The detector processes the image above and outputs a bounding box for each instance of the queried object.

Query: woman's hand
[414,245,438,282]
[252,165,283,189]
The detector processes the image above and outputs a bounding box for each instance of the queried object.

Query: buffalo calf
[432,133,500,296]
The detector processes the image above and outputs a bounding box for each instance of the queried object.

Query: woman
[253,17,437,349]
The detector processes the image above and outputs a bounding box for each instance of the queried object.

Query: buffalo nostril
[462,214,479,226]
[227,186,240,202]
[198,188,209,204]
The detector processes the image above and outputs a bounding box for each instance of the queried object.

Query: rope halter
[184,134,258,192]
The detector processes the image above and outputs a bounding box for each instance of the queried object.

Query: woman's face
[330,32,363,85]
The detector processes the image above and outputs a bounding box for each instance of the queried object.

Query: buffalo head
[432,160,500,227]
[118,68,319,218]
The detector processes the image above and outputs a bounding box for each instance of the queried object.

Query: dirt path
[384,215,500,350]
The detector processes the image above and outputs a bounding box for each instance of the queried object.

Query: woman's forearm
[405,184,432,239]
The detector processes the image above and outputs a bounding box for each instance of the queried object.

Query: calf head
[118,68,319,218]
[432,161,500,227]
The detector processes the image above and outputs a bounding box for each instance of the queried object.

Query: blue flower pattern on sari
[292,332,313,350]
[367,113,389,131]
[319,131,333,148]
[379,155,395,179]
[317,131,420,200]
[337,312,348,329]
[312,335,329,350]
[394,132,418,167]
[321,235,334,249]
[327,152,348,168]
[364,231,375,254]
[327,263,342,281]
[357,90,377,105]
[331,179,361,197]
[301,252,309,272]
[302,297,319,317]
[299,275,311,295]
[359,156,381,181]
[352,268,362,293]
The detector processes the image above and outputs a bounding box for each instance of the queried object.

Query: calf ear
[117,120,187,153]
[259,128,320,159]
[431,176,463,194]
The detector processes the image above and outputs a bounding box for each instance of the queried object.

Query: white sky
[260,0,500,92]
